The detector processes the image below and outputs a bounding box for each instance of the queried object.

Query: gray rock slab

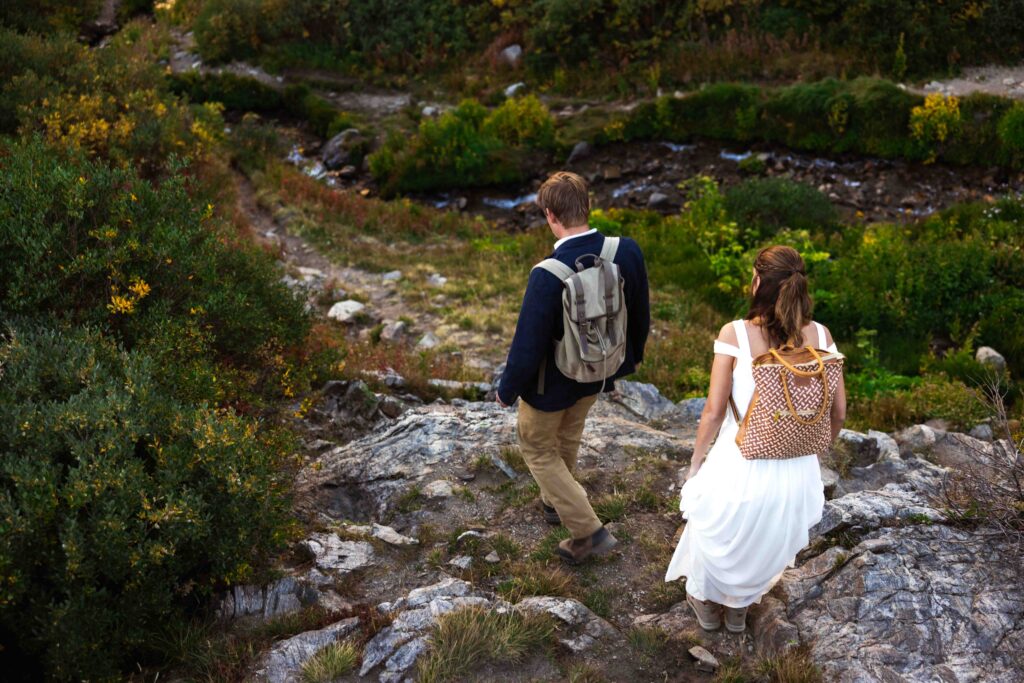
[254,617,360,683]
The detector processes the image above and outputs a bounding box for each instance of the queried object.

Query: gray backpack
[533,237,627,394]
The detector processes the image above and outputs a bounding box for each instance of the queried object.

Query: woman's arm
[686,344,736,480]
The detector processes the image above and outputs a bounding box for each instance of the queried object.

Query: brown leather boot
[540,501,561,526]
[555,526,618,565]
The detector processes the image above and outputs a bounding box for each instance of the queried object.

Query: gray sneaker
[724,606,747,633]
[686,593,722,631]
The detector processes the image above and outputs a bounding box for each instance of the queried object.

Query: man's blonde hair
[537,171,590,228]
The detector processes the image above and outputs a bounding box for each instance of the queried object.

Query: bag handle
[767,346,826,377]
[776,347,831,425]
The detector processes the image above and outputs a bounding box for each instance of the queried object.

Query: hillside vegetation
[0,2,1021,680]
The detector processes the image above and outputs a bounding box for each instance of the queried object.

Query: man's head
[537,171,590,237]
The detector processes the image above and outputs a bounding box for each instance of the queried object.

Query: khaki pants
[516,394,602,540]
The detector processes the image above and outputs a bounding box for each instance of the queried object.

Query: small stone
[489,452,519,479]
[371,523,418,546]
[337,164,358,179]
[380,321,407,343]
[421,105,439,117]
[1003,77,1017,86]
[456,530,487,544]
[422,480,454,498]
[603,165,622,181]
[382,270,402,282]
[567,141,592,164]
[455,196,468,211]
[416,332,440,350]
[448,555,473,570]
[647,192,670,208]
[379,396,405,419]
[504,82,526,98]
[296,266,325,281]
[301,533,375,574]
[484,551,501,564]
[427,273,448,287]
[499,44,523,68]
[688,645,720,672]
[327,300,366,323]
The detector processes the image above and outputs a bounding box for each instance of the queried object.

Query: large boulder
[782,524,1024,681]
[613,381,679,421]
[975,346,1007,375]
[321,129,366,170]
[893,424,995,469]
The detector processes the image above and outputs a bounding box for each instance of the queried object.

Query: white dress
[664,320,831,607]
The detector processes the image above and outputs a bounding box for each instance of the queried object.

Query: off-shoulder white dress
[664,320,832,607]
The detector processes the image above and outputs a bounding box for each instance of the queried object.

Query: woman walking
[665,245,846,633]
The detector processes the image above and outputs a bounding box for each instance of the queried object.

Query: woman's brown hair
[746,245,813,348]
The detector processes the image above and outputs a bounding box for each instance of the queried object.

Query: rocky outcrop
[300,399,692,519]
[254,617,361,683]
[784,524,1024,682]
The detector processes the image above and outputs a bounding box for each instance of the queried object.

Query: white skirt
[665,422,825,608]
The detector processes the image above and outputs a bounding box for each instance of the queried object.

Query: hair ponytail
[747,246,813,348]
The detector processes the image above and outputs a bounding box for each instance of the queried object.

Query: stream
[287,136,1024,229]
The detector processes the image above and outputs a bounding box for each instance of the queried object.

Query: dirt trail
[906,64,1024,99]
[234,172,506,371]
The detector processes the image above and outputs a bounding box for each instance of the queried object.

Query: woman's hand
[684,461,701,483]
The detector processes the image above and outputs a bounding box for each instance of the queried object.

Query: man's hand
[496,395,509,408]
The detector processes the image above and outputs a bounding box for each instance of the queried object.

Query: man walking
[496,171,650,564]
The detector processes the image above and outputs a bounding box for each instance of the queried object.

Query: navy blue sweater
[497,231,650,411]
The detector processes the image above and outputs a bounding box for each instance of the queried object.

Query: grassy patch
[300,640,360,683]
[627,625,670,661]
[416,606,555,682]
[395,485,424,513]
[497,562,575,602]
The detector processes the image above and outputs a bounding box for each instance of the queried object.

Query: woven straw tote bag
[730,346,844,460]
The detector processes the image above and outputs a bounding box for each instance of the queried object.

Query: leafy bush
[0,138,308,374]
[998,102,1024,165]
[482,95,555,149]
[909,93,962,163]
[369,97,554,194]
[614,77,1024,168]
[0,324,294,680]
[724,177,838,241]
[0,25,223,173]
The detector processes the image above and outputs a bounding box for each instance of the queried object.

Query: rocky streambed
[288,134,1024,229]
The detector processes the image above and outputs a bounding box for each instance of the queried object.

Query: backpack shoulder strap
[533,258,574,282]
[599,236,620,262]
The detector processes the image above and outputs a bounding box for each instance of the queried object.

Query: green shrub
[848,373,989,432]
[0,324,293,679]
[482,95,555,150]
[660,83,763,141]
[168,71,284,113]
[369,98,547,194]
[724,177,838,241]
[0,137,308,391]
[998,102,1024,165]
[0,25,224,173]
